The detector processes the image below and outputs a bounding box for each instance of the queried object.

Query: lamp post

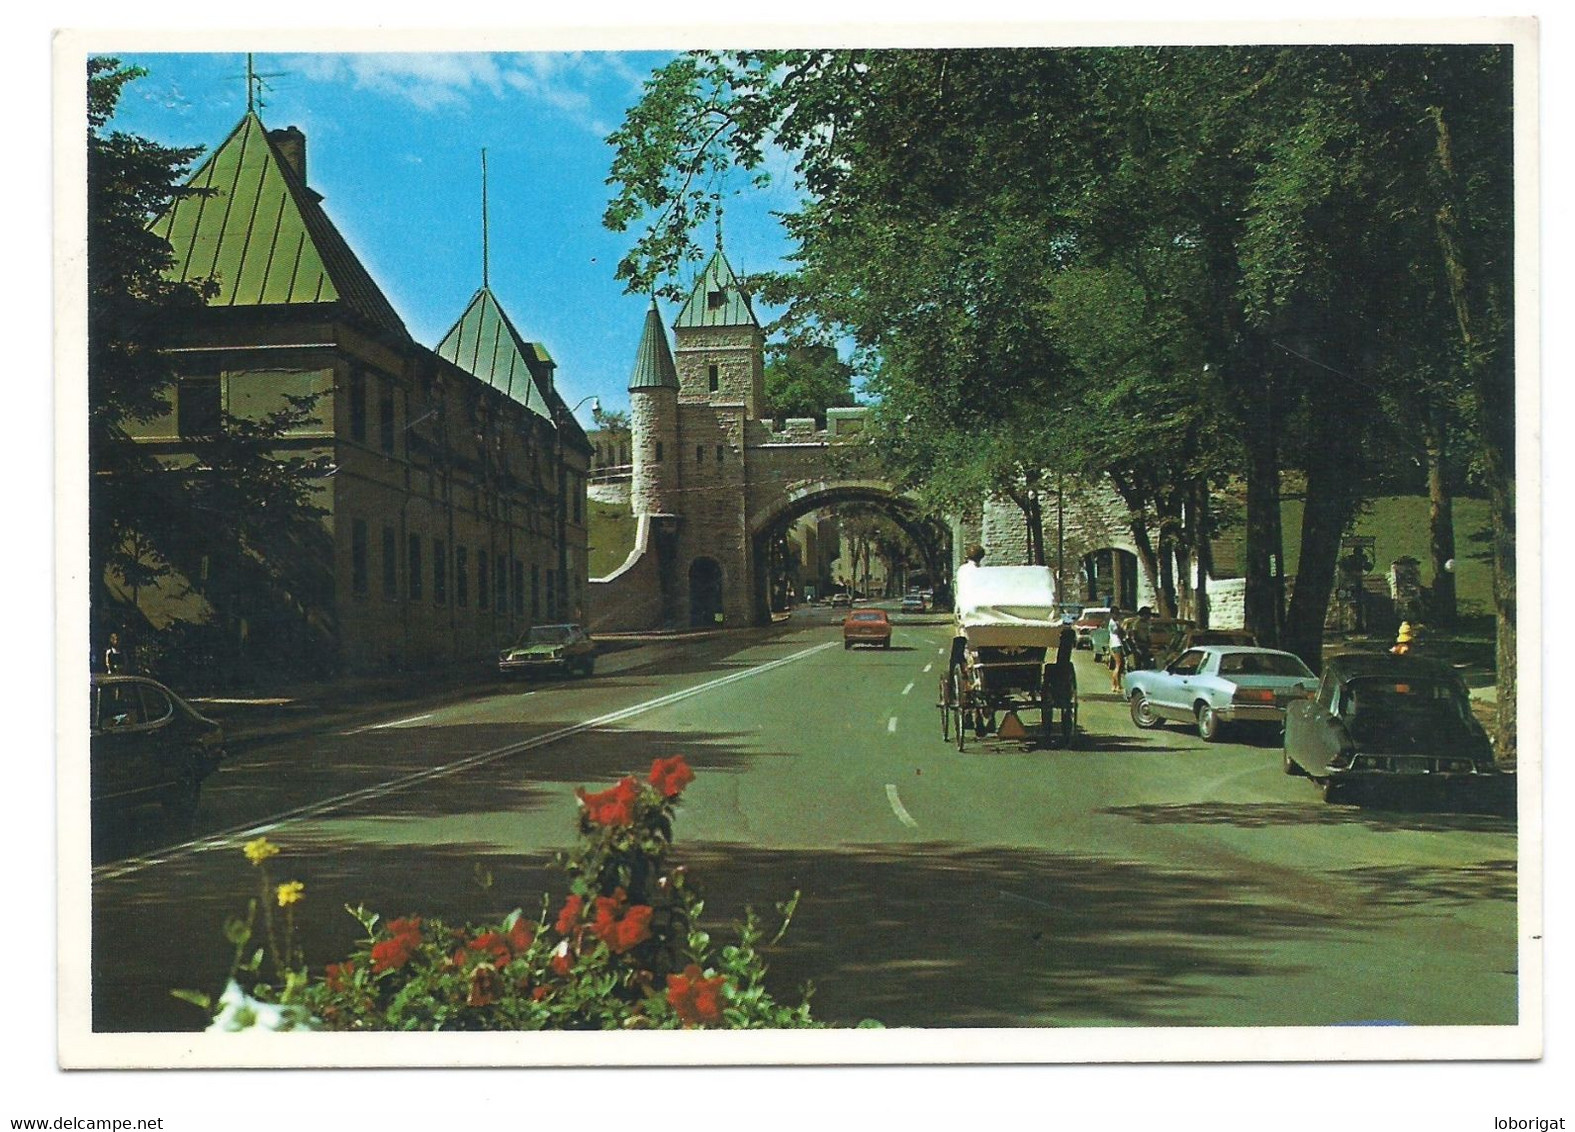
[554,395,599,622]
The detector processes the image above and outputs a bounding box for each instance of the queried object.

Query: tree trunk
[1241,428,1284,647]
[1282,455,1359,671]
[1193,483,1214,630]
[1424,403,1459,626]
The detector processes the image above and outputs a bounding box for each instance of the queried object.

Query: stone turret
[673,249,766,419]
[628,299,680,515]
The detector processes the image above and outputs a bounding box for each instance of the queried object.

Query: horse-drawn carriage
[939,565,1078,750]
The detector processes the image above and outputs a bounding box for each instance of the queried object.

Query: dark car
[900,593,926,613]
[842,608,892,649]
[91,674,225,826]
[499,623,597,678]
[1282,653,1499,803]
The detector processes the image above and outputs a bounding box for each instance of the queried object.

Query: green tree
[89,58,334,681]
[763,343,856,426]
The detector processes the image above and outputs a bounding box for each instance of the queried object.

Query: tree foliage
[605,44,1517,751]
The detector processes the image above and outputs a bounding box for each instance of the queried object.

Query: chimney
[268,126,306,184]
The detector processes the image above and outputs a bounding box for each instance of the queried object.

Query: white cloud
[285,51,651,136]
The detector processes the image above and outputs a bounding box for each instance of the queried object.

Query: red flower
[648,755,695,799]
[468,930,512,966]
[466,962,503,1008]
[577,776,641,827]
[507,919,535,955]
[532,985,550,1002]
[590,891,654,954]
[325,961,355,993]
[555,894,584,935]
[371,917,424,973]
[550,941,573,977]
[666,965,728,1027]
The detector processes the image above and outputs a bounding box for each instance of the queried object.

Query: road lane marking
[94,640,840,882]
[885,784,918,828]
[887,716,898,733]
[340,712,434,736]
[901,682,915,696]
[923,663,932,673]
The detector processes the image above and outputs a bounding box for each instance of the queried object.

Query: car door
[1285,670,1341,776]
[92,680,158,807]
[1151,649,1208,719]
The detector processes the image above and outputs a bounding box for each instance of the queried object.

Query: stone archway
[689,557,724,627]
[748,482,951,624]
[1081,547,1139,609]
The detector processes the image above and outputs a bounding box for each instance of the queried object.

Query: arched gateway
[589,249,944,630]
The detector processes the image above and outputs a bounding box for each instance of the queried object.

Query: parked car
[901,593,927,613]
[1122,645,1318,741]
[1121,617,1195,669]
[1282,652,1499,803]
[828,592,853,608]
[91,673,225,826]
[1074,607,1119,653]
[499,623,597,678]
[1154,627,1258,673]
[1054,603,1083,626]
[842,608,893,649]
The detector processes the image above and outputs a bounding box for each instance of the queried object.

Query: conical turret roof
[674,249,759,330]
[435,286,553,419]
[151,112,409,342]
[628,299,679,391]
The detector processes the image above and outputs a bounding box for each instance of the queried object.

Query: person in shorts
[1108,615,1126,692]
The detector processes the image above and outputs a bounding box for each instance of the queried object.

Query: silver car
[1122,646,1317,741]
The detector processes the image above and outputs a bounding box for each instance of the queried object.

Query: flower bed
[181,756,836,1031]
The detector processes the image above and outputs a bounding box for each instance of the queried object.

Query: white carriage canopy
[954,565,1059,627]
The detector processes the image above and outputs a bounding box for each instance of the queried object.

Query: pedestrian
[1126,606,1155,669]
[960,544,986,573]
[103,632,123,674]
[1391,621,1416,656]
[1107,614,1126,692]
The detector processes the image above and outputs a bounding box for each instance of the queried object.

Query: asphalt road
[85,606,1519,1033]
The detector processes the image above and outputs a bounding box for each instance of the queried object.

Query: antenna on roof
[481,148,490,290]
[715,206,724,251]
[239,53,287,113]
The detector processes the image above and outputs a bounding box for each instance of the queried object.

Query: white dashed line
[887,716,898,733]
[885,784,919,828]
[902,682,915,696]
[340,712,434,736]
[923,663,933,673]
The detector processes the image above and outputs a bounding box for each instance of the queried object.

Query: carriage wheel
[939,676,952,741]
[951,667,968,752]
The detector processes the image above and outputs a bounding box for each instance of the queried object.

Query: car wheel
[843,640,852,650]
[162,762,202,826]
[582,658,595,676]
[882,639,891,649]
[1196,702,1220,742]
[1283,749,1307,776]
[1129,691,1161,730]
[1322,778,1352,804]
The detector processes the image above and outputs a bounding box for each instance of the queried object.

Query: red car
[842,609,892,649]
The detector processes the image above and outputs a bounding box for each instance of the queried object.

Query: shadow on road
[1099,800,1516,834]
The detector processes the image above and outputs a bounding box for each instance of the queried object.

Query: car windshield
[1217,652,1313,678]
[851,612,884,621]
[1341,677,1475,744]
[524,626,574,645]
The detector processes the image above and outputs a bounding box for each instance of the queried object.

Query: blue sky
[103,50,807,423]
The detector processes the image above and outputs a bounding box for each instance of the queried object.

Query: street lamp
[554,395,599,622]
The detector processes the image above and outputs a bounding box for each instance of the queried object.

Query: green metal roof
[435,287,554,419]
[151,113,409,341]
[628,300,679,391]
[674,249,759,330]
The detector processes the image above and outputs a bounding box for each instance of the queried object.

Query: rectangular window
[178,376,222,437]
[496,556,508,612]
[655,441,664,463]
[408,534,423,600]
[696,445,705,465]
[382,527,398,599]
[477,550,490,609]
[380,390,396,453]
[546,569,557,620]
[707,364,719,392]
[573,477,583,525]
[455,546,468,607]
[349,369,367,442]
[513,560,526,616]
[351,519,369,596]
[433,538,447,604]
[532,564,541,619]
[716,444,725,464]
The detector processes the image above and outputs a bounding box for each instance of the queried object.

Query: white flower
[207,979,319,1033]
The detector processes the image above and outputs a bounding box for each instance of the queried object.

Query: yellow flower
[244,837,280,866]
[276,881,305,908]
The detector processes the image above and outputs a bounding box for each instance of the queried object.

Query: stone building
[112,110,589,675]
